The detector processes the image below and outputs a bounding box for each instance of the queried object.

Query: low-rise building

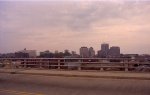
[17,48,36,58]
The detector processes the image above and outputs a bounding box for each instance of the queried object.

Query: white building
[19,48,36,58]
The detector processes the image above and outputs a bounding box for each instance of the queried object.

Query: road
[0,73,150,95]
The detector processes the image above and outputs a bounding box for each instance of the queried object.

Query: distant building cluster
[15,48,36,58]
[39,50,79,58]
[97,43,120,58]
[0,43,149,59]
[80,47,95,58]
[79,43,120,58]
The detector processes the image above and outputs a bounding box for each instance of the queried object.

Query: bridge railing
[0,58,150,72]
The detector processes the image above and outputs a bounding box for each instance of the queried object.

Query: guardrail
[0,58,150,72]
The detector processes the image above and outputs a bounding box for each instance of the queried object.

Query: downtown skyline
[0,0,150,54]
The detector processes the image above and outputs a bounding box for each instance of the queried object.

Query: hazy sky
[0,0,150,54]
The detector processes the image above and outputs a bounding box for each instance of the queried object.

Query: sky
[0,0,150,54]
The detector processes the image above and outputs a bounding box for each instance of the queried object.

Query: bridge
[0,58,150,72]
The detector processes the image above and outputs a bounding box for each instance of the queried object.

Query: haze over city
[0,0,150,54]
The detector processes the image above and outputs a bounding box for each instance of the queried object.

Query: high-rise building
[80,47,89,58]
[100,43,109,58]
[101,43,109,51]
[108,46,120,57]
[89,47,95,57]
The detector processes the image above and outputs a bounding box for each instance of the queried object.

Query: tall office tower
[108,46,120,58]
[100,43,109,58]
[80,47,89,58]
[89,47,95,57]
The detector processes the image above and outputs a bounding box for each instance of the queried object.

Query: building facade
[18,48,37,58]
[89,47,95,57]
[98,43,109,58]
[108,46,120,57]
[80,47,89,58]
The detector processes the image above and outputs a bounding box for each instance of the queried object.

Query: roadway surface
[0,73,150,95]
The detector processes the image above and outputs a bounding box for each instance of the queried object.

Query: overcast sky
[0,0,150,54]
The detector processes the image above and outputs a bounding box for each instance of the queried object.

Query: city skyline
[0,0,150,54]
[0,43,149,56]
